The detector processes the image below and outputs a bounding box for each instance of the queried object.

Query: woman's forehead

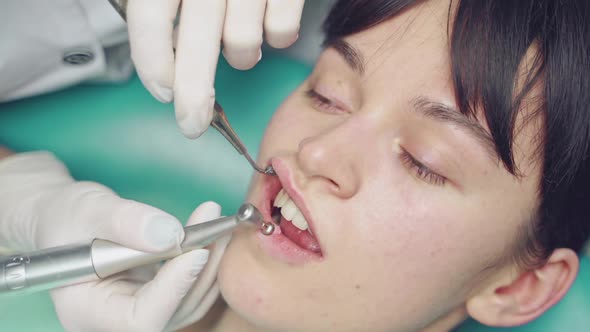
[317,1,546,181]
[344,2,452,62]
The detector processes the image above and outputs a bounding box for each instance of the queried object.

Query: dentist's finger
[35,181,184,253]
[102,199,184,252]
[174,0,226,139]
[75,187,184,252]
[168,234,230,327]
[222,0,266,70]
[264,0,305,48]
[51,250,209,332]
[130,250,210,332]
[185,201,223,227]
[165,202,224,329]
[94,194,184,253]
[127,0,180,103]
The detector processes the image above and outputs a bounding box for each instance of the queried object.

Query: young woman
[188,0,590,331]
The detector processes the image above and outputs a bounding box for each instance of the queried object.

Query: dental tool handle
[0,238,183,296]
[91,215,240,278]
[211,102,277,176]
[211,101,248,155]
[0,204,264,296]
[0,243,98,295]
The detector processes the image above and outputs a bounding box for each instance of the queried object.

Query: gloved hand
[126,0,306,139]
[166,208,231,331]
[0,152,226,331]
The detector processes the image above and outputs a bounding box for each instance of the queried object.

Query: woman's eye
[400,149,447,186]
[305,89,344,114]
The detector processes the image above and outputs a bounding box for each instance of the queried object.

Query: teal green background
[0,54,588,331]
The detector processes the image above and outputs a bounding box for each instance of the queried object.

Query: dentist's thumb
[87,194,186,253]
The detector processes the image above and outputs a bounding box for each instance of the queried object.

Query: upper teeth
[273,189,311,232]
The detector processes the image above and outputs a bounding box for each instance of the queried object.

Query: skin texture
[204,2,567,331]
[204,1,583,331]
[202,0,585,331]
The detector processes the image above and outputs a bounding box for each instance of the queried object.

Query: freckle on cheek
[355,284,361,290]
[307,288,321,300]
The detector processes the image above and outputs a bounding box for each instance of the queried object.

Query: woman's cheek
[262,107,312,152]
[354,177,458,266]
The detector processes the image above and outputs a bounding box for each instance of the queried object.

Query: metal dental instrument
[107,0,276,177]
[211,102,277,176]
[0,204,269,295]
[210,104,277,232]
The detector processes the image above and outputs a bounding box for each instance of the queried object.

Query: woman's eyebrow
[324,38,366,75]
[412,97,499,162]
[324,40,498,162]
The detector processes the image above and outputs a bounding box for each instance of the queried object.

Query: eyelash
[306,88,446,186]
[305,88,343,114]
[399,149,447,186]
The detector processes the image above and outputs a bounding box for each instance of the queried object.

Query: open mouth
[255,158,324,263]
[271,188,322,254]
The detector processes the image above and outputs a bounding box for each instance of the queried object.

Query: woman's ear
[465,248,579,327]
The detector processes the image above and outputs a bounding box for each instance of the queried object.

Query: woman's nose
[296,122,364,199]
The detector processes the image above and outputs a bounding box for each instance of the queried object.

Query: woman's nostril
[329,179,340,191]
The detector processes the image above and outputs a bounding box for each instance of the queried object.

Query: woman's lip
[252,159,323,264]
[261,171,283,223]
[255,228,322,265]
[270,158,321,249]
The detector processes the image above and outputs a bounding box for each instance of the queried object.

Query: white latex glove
[0,152,224,332]
[127,0,306,139]
[166,209,231,331]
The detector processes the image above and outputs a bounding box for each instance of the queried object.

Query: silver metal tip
[260,222,275,235]
[264,166,277,176]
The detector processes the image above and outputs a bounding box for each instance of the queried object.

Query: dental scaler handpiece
[0,203,271,295]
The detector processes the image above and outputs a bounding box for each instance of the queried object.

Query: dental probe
[211,102,277,176]
[106,0,276,177]
[0,204,272,295]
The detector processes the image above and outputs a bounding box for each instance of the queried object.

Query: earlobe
[466,249,579,327]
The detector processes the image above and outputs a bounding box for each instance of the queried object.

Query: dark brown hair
[323,0,590,267]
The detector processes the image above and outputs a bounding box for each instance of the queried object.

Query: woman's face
[218,1,541,331]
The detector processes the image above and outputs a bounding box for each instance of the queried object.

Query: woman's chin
[217,231,287,329]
